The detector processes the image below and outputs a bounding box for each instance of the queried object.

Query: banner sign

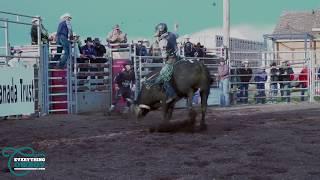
[0,66,35,116]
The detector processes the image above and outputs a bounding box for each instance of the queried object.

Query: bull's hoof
[199,123,208,131]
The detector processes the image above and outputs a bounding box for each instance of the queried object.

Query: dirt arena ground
[1,103,320,180]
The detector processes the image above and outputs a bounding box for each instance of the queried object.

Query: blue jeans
[280,83,291,103]
[219,78,230,106]
[300,83,307,101]
[270,83,278,102]
[239,83,249,103]
[164,81,176,98]
[256,83,266,104]
[53,36,70,67]
[193,89,200,104]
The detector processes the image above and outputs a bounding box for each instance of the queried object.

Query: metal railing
[227,50,318,104]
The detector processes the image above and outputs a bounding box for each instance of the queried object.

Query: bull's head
[133,83,165,119]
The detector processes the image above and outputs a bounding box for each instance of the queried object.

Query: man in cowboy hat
[30,16,49,45]
[81,37,96,59]
[136,39,148,56]
[106,24,127,44]
[93,38,106,57]
[183,35,195,57]
[53,13,73,68]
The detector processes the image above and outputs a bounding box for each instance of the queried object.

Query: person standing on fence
[53,13,73,69]
[270,62,279,103]
[298,64,308,101]
[254,68,268,104]
[30,17,49,45]
[238,60,252,104]
[279,61,294,103]
[218,58,230,107]
[110,63,135,113]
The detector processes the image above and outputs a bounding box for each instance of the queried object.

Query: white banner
[0,65,35,116]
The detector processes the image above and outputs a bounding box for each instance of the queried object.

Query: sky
[1,0,320,45]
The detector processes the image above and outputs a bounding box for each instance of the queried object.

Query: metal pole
[4,19,9,65]
[0,11,37,19]
[223,0,230,50]
[37,17,42,54]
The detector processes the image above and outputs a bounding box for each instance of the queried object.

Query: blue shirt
[57,20,72,39]
[81,45,97,57]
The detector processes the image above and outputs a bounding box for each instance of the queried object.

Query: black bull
[134,60,213,130]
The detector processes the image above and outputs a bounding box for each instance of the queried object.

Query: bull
[134,59,212,130]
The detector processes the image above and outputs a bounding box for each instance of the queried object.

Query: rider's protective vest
[158,32,177,61]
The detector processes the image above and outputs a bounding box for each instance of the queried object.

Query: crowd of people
[183,36,206,58]
[219,60,310,106]
[29,13,315,111]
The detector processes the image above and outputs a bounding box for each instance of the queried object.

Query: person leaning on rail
[106,24,127,44]
[279,60,294,103]
[93,38,107,82]
[238,60,253,104]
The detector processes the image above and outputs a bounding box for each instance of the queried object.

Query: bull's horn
[133,105,141,117]
[139,104,151,110]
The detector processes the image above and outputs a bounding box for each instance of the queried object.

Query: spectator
[194,42,205,57]
[184,35,195,57]
[73,33,83,55]
[298,65,308,101]
[254,68,268,104]
[279,61,294,103]
[270,62,279,103]
[53,13,73,69]
[218,59,230,107]
[230,64,241,105]
[92,38,107,81]
[110,63,135,113]
[31,17,49,45]
[136,40,148,56]
[48,32,57,44]
[238,60,252,104]
[106,24,127,44]
[142,39,150,48]
[93,38,106,57]
[81,37,96,59]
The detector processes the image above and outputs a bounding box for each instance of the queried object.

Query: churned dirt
[1,103,320,180]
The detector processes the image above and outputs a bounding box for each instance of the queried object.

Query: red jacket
[298,67,308,87]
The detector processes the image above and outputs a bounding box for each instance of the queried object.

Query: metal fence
[0,11,42,117]
[228,50,320,105]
